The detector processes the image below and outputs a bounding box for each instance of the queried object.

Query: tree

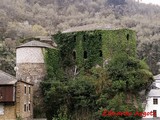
[95,53,153,120]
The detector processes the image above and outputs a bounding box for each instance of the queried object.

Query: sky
[139,0,160,5]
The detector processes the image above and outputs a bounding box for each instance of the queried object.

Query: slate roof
[17,40,54,49]
[148,89,160,97]
[62,24,117,33]
[0,70,17,85]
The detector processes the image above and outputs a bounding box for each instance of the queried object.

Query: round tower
[16,40,54,84]
[16,40,55,118]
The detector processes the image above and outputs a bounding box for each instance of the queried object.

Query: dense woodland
[0,0,160,75]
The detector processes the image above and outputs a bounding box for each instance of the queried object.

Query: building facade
[0,70,33,120]
[16,40,55,117]
[143,74,160,119]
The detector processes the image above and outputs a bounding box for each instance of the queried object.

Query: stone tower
[16,40,55,118]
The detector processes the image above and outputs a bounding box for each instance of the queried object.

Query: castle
[0,28,136,119]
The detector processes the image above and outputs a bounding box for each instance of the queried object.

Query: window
[29,86,31,94]
[153,110,157,117]
[24,86,27,94]
[99,50,103,57]
[73,51,76,60]
[29,103,31,111]
[83,35,86,42]
[0,104,4,115]
[84,51,87,59]
[74,35,76,42]
[153,98,158,104]
[127,34,129,40]
[99,34,102,41]
[24,104,26,112]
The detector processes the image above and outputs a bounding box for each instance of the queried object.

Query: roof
[0,70,17,85]
[35,36,52,41]
[154,74,160,80]
[62,24,118,33]
[17,40,55,49]
[148,89,160,97]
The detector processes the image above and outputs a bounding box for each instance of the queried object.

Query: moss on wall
[102,29,136,59]
[44,48,64,80]
[52,29,136,74]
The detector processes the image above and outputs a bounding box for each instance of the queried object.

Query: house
[0,70,33,120]
[143,89,160,118]
[143,74,160,119]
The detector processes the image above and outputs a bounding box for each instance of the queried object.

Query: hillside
[0,0,160,74]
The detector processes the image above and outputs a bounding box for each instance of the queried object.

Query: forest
[0,0,160,75]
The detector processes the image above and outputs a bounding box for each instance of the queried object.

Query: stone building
[14,28,136,118]
[16,40,55,117]
[0,70,33,120]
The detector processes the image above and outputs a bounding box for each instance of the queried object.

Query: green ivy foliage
[42,29,153,120]
[106,53,153,92]
[53,29,136,73]
[44,48,64,80]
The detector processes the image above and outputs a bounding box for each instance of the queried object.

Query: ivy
[44,48,64,80]
[42,29,153,120]
[53,29,136,73]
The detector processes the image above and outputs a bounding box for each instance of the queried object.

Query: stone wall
[16,63,46,118]
[16,63,46,87]
[0,81,33,120]
[0,103,16,120]
[16,81,33,120]
[16,45,54,118]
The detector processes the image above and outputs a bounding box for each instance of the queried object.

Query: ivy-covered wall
[53,29,136,73]
[42,29,153,120]
[44,48,64,80]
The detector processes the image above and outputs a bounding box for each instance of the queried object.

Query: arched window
[127,34,129,40]
[73,51,76,60]
[99,34,102,41]
[83,35,86,42]
[99,50,103,57]
[84,51,87,59]
[74,35,76,42]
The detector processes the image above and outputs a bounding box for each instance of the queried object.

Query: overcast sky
[139,0,160,5]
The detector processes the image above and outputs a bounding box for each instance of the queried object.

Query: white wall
[0,104,4,115]
[155,81,160,88]
[16,47,44,63]
[144,97,160,118]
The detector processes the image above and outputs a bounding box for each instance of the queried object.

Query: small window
[84,51,87,59]
[0,104,4,115]
[29,86,31,94]
[99,34,102,41]
[29,103,31,111]
[24,104,26,112]
[99,50,103,57]
[127,34,129,40]
[83,35,86,42]
[153,98,158,104]
[153,110,157,117]
[74,35,76,42]
[73,51,76,60]
[24,86,27,94]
